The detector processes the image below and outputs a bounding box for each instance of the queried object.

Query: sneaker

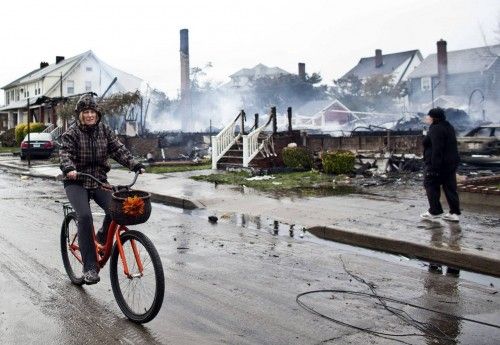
[428,263,443,274]
[83,269,100,285]
[442,213,459,222]
[420,211,442,220]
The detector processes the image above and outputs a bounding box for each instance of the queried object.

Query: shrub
[0,128,16,147]
[322,150,355,175]
[282,146,312,170]
[15,122,46,144]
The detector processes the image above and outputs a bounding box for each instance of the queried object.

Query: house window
[421,77,431,91]
[85,81,92,92]
[86,66,93,72]
[67,80,75,94]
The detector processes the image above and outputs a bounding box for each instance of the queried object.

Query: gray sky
[1,0,499,104]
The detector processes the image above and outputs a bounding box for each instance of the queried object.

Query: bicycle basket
[110,190,151,225]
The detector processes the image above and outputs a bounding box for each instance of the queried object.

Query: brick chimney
[375,49,383,68]
[436,39,448,94]
[180,29,191,131]
[56,56,65,64]
[40,61,49,69]
[298,62,306,81]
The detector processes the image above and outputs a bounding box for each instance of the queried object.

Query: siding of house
[485,59,500,102]
[409,67,500,110]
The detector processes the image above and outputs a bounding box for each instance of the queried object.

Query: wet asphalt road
[0,170,499,344]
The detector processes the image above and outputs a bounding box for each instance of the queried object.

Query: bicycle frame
[66,212,145,279]
[63,172,146,279]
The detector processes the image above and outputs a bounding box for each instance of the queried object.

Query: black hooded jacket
[423,118,460,174]
[59,114,138,189]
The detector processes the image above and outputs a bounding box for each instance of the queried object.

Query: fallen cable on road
[295,256,500,344]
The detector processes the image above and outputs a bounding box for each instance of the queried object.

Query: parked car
[20,132,55,159]
[457,124,500,165]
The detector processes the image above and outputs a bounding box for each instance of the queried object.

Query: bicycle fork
[116,228,144,279]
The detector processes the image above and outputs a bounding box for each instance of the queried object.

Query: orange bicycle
[60,171,165,323]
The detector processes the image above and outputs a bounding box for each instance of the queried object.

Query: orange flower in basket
[122,195,145,217]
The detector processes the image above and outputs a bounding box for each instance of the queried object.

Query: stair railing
[50,126,64,140]
[242,111,276,167]
[42,123,55,133]
[212,111,245,169]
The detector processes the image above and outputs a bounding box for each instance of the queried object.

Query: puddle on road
[153,202,500,289]
[226,184,358,199]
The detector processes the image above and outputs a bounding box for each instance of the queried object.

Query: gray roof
[408,44,500,79]
[230,63,290,79]
[295,98,350,117]
[2,51,90,89]
[295,99,336,116]
[342,50,422,80]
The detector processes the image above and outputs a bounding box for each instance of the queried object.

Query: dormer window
[86,66,93,72]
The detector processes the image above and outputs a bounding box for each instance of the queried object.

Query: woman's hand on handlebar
[66,170,78,180]
[133,163,146,174]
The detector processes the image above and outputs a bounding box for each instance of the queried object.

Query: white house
[342,49,423,85]
[0,50,143,130]
[223,63,290,90]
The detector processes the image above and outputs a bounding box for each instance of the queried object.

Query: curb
[0,162,29,172]
[0,164,202,210]
[308,226,500,277]
[149,192,203,210]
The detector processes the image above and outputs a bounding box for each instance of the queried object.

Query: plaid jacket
[59,122,137,189]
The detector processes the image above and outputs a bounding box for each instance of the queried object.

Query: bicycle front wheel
[110,230,165,323]
[60,212,84,285]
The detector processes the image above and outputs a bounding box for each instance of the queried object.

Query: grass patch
[146,163,211,174]
[0,147,19,153]
[191,170,356,197]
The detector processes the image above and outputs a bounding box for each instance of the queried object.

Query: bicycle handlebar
[76,171,140,191]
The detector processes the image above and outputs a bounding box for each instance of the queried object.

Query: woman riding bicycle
[59,93,145,285]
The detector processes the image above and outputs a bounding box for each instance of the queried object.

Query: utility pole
[27,98,31,168]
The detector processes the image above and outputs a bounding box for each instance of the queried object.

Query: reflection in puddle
[152,202,499,289]
[227,184,358,199]
[211,210,499,289]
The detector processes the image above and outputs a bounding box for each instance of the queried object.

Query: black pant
[65,184,112,272]
[424,170,461,215]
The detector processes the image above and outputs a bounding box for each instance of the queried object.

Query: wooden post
[301,131,307,147]
[287,107,292,134]
[254,113,259,129]
[240,110,245,135]
[271,107,277,134]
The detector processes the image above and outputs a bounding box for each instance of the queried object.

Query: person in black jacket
[60,93,145,284]
[421,107,461,222]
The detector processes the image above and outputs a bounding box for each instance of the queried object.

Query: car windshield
[23,133,52,141]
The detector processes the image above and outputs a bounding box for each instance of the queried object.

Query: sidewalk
[1,158,499,276]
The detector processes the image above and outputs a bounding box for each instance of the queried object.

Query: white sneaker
[442,213,459,222]
[420,211,441,220]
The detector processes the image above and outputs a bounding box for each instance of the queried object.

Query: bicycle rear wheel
[60,212,84,285]
[110,230,165,323]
